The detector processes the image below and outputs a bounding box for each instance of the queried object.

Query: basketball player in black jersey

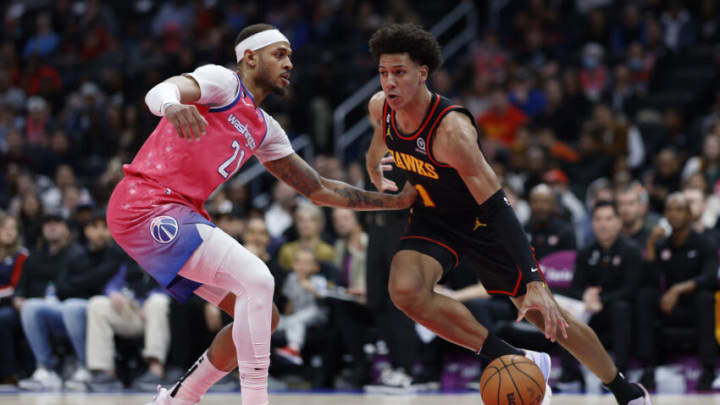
[365,24,651,405]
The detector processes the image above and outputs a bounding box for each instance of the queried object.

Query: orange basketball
[479,354,546,405]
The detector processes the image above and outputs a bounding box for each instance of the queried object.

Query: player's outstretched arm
[263,153,416,211]
[433,112,568,342]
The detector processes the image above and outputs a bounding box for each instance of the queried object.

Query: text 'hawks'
[390,150,439,180]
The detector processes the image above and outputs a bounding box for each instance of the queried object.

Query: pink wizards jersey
[107,68,293,302]
[123,83,266,216]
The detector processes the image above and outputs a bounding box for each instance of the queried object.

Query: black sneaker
[87,371,124,392]
[697,369,715,392]
[132,370,165,392]
[639,368,656,392]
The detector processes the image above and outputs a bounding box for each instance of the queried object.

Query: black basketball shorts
[397,212,537,297]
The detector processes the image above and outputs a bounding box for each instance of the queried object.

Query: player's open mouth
[280,73,290,85]
[388,94,399,101]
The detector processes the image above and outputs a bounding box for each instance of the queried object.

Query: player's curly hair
[369,23,443,74]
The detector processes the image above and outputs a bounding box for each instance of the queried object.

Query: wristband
[145,82,181,117]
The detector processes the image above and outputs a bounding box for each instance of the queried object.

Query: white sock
[169,351,228,404]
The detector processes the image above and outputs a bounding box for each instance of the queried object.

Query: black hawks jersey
[383,93,483,218]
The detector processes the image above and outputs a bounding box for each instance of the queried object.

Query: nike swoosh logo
[530,267,538,272]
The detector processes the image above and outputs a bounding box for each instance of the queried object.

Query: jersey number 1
[218,140,246,178]
[415,184,436,208]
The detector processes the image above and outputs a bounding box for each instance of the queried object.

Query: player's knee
[247,264,274,297]
[388,277,427,315]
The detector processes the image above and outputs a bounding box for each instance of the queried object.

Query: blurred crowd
[2,0,720,394]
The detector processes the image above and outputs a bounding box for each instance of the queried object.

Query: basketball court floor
[0,393,719,404]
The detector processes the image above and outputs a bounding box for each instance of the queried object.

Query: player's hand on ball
[517,281,569,343]
[165,103,208,140]
[368,154,399,192]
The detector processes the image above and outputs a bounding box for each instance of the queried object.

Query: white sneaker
[145,386,175,405]
[523,350,552,405]
[65,367,91,391]
[628,383,652,405]
[18,368,63,391]
[363,367,415,395]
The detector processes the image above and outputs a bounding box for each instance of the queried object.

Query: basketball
[479,355,546,405]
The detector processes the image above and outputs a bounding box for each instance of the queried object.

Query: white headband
[235,29,290,62]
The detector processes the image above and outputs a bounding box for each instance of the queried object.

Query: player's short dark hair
[369,23,443,74]
[592,200,619,216]
[234,23,277,47]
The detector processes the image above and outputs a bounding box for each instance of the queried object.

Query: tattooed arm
[263,153,416,210]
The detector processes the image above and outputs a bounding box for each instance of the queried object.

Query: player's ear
[419,65,429,83]
[245,50,258,68]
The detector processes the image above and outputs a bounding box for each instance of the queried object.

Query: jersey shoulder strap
[426,96,483,167]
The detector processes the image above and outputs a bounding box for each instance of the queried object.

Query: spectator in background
[532,79,580,144]
[13,215,84,391]
[275,248,329,366]
[524,184,576,260]
[579,43,608,103]
[578,178,615,247]
[41,164,91,217]
[610,4,645,56]
[559,201,642,386]
[697,0,720,45]
[638,193,718,391]
[660,0,696,52]
[471,30,508,84]
[0,214,28,383]
[265,182,299,241]
[85,264,170,392]
[590,103,644,169]
[543,169,587,241]
[615,183,656,248]
[22,13,60,60]
[24,96,51,147]
[683,186,720,248]
[18,192,44,250]
[645,148,683,214]
[508,69,546,118]
[277,203,334,272]
[681,134,720,189]
[476,86,527,149]
[603,64,640,119]
[330,208,372,386]
[626,42,654,93]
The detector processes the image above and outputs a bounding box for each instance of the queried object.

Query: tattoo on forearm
[324,179,390,208]
[264,154,322,197]
[264,154,399,210]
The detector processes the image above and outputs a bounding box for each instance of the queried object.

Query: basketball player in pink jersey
[106,24,416,405]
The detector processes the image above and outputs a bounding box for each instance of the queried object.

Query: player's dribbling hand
[516,281,569,343]
[164,103,208,140]
[368,154,399,192]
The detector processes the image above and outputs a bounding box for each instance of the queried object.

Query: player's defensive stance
[107,24,416,405]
